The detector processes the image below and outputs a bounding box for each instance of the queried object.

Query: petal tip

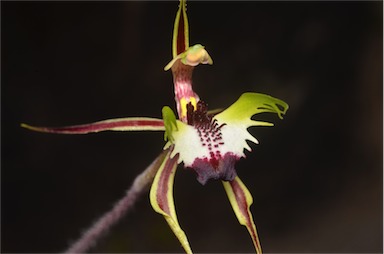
[21,123,45,133]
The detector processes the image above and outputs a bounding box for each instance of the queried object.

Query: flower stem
[64,150,168,253]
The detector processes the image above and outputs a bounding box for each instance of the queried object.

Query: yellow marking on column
[180,97,197,118]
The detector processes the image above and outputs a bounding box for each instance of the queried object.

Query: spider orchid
[22,1,288,253]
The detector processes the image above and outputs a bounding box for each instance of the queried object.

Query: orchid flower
[22,1,288,253]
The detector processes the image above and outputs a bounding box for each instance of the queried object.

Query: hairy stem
[64,150,168,253]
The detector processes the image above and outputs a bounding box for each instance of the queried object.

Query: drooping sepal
[149,149,192,254]
[21,117,165,134]
[223,176,262,254]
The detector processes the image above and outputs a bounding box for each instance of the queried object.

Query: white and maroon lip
[165,100,259,185]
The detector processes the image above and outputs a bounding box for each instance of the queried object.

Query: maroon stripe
[177,9,186,55]
[156,153,179,214]
[231,179,260,250]
[41,119,164,134]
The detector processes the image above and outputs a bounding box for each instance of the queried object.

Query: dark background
[1,1,382,253]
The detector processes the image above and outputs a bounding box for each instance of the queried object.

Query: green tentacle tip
[261,95,289,119]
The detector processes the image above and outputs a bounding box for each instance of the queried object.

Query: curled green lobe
[162,106,178,142]
[215,92,289,127]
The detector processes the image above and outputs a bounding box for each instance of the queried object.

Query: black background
[2,1,383,253]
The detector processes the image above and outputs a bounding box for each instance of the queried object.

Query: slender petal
[150,149,192,254]
[21,117,164,134]
[222,176,262,254]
